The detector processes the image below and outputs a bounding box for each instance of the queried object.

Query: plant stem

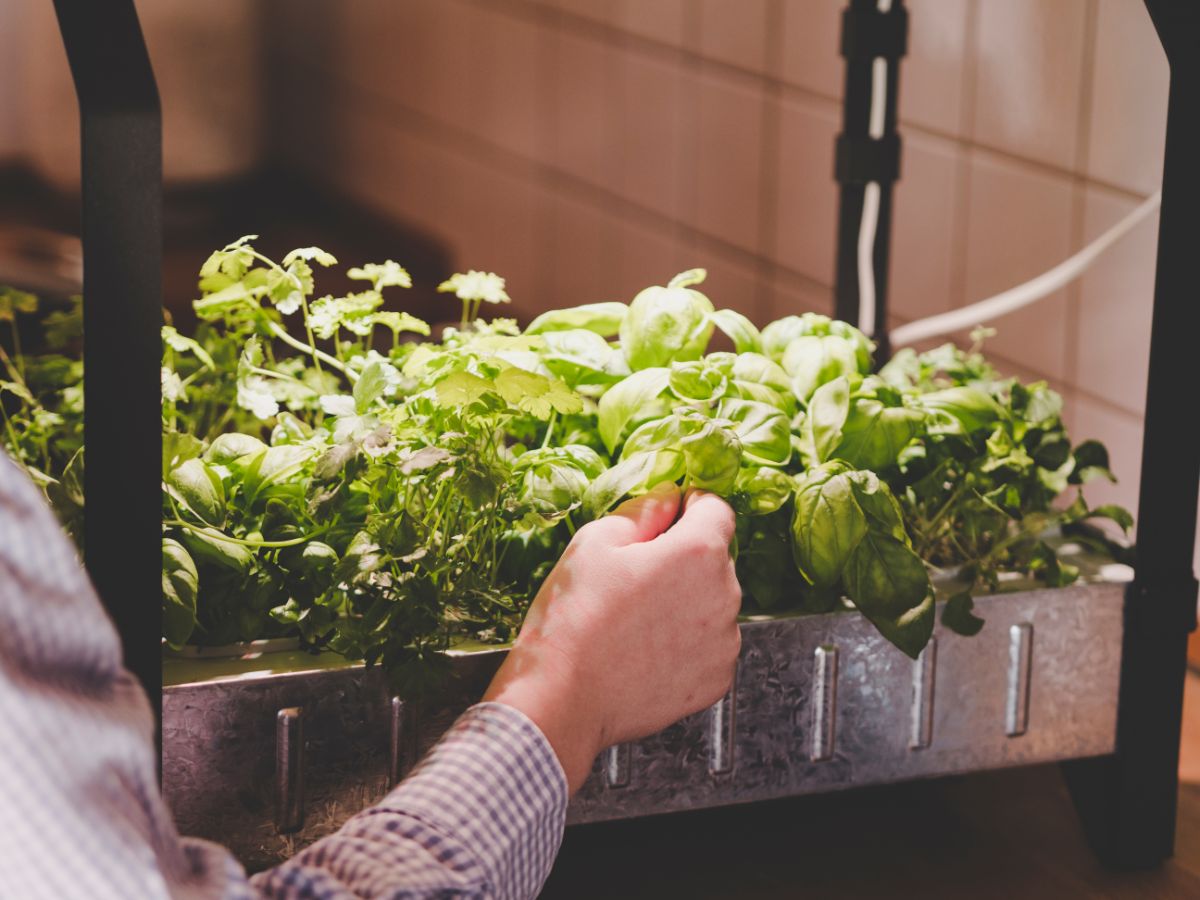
[267,321,356,382]
[164,519,328,548]
[541,410,557,449]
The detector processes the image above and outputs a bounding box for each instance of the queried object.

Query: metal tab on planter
[708,675,737,776]
[811,645,839,762]
[910,638,937,750]
[1006,623,1034,737]
[275,707,304,834]
[603,743,631,788]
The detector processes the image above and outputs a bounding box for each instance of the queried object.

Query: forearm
[250,702,569,900]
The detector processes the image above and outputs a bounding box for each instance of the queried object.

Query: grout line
[947,0,981,311]
[1064,0,1101,398]
[288,57,833,298]
[754,0,786,322]
[479,0,1154,203]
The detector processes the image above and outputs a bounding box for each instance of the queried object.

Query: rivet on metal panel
[811,645,839,762]
[1005,623,1034,737]
[708,669,737,776]
[389,696,407,788]
[603,743,631,789]
[275,707,304,834]
[910,637,937,750]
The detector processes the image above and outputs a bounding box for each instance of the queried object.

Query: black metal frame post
[833,0,906,361]
[52,0,163,712]
[1064,0,1200,869]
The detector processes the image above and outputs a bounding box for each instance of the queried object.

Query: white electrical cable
[890,190,1162,348]
[856,0,893,336]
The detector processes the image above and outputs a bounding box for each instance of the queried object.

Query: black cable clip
[841,2,909,61]
[835,133,903,185]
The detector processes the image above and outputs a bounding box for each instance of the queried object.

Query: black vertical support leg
[52,1,163,714]
[1064,0,1200,869]
[833,0,906,362]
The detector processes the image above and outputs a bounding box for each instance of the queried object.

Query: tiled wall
[268,0,1194,551]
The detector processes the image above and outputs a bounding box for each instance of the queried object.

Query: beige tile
[338,0,475,127]
[688,70,767,254]
[469,5,553,163]
[550,29,622,190]
[616,50,687,219]
[616,220,688,302]
[901,0,970,136]
[890,132,962,323]
[1070,393,1145,531]
[545,192,624,312]
[697,0,770,73]
[1087,0,1168,195]
[1076,187,1159,417]
[765,271,835,326]
[779,0,843,98]
[961,152,1075,381]
[616,0,687,46]
[695,249,764,325]
[552,0,617,26]
[971,0,1088,170]
[772,94,840,286]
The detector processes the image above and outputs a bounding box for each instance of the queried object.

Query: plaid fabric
[0,451,567,899]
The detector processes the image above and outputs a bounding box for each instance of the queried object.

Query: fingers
[663,489,736,551]
[580,481,682,546]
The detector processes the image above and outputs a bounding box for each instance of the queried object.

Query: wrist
[483,647,602,793]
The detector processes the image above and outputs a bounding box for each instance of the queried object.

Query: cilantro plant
[0,241,1131,690]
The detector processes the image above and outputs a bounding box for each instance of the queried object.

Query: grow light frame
[52,0,1198,870]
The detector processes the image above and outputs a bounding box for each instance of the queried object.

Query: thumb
[585,481,682,546]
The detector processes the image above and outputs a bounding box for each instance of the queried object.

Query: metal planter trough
[163,551,1129,870]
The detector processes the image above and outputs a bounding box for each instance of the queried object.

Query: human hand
[483,483,741,792]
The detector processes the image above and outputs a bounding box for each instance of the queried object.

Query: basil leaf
[804,376,850,464]
[942,591,985,636]
[710,308,763,354]
[162,538,199,648]
[168,458,226,527]
[526,301,629,337]
[833,397,925,471]
[583,449,685,518]
[791,462,867,588]
[597,367,671,453]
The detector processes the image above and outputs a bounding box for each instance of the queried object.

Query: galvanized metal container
[163,550,1129,871]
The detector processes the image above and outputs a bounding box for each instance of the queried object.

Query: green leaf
[919,387,1002,434]
[353,359,399,413]
[163,432,204,479]
[204,432,267,466]
[584,449,685,518]
[526,302,629,337]
[717,397,792,466]
[791,462,867,589]
[710,309,763,354]
[347,260,411,289]
[864,592,936,660]
[680,418,741,494]
[1085,503,1135,533]
[539,329,628,386]
[162,538,199,648]
[733,466,794,516]
[169,458,226,527]
[783,335,862,401]
[620,278,715,370]
[669,360,728,403]
[161,325,215,369]
[833,397,925,471]
[435,370,494,407]
[1069,439,1117,485]
[846,470,907,542]
[494,368,583,419]
[597,367,671,453]
[942,591,985,637]
[805,376,850,463]
[843,531,931,619]
[179,527,253,574]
